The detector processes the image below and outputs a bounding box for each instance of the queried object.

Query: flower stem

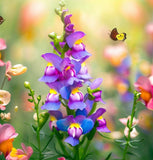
[1,76,6,89]
[122,91,140,160]
[74,145,80,160]
[80,140,91,160]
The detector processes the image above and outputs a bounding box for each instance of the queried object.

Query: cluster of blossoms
[39,8,110,147]
[104,44,133,102]
[0,39,33,158]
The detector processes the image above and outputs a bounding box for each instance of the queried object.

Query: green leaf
[105,152,112,160]
[31,125,37,132]
[98,132,112,140]
[28,99,34,102]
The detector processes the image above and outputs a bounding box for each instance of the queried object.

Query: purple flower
[41,89,61,111]
[48,111,63,130]
[39,63,59,83]
[66,31,91,62]
[41,53,82,90]
[89,108,110,133]
[56,115,94,146]
[68,87,86,110]
[89,78,105,103]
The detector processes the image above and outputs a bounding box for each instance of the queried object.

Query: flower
[68,87,86,110]
[5,61,27,81]
[0,124,18,157]
[87,78,105,103]
[119,116,139,138]
[56,115,94,146]
[0,90,11,111]
[89,108,110,133]
[48,111,63,130]
[0,112,11,121]
[57,157,65,160]
[0,38,7,50]
[134,75,153,110]
[41,89,61,111]
[6,143,33,160]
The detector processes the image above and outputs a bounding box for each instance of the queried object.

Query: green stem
[81,140,91,160]
[74,145,79,160]
[122,91,140,160]
[1,76,6,89]
[30,89,42,160]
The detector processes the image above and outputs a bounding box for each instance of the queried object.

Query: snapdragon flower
[56,115,94,146]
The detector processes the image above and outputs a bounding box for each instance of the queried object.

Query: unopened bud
[48,32,56,39]
[14,106,18,112]
[24,81,31,89]
[59,0,65,7]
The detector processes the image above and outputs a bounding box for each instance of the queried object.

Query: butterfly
[0,16,4,25]
[110,28,126,41]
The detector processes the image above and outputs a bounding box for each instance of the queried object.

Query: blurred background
[0,0,153,159]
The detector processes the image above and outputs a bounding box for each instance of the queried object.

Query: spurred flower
[6,143,33,160]
[41,89,61,111]
[56,115,94,146]
[134,75,153,110]
[0,124,18,157]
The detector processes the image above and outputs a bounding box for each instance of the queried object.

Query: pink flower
[134,75,153,110]
[0,90,11,111]
[0,38,7,50]
[5,61,27,81]
[119,116,139,138]
[0,124,18,157]
[57,157,66,160]
[6,143,33,160]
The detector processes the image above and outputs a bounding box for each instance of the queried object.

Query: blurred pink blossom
[134,74,153,110]
[0,90,11,111]
[6,143,33,160]
[5,61,27,81]
[0,124,18,157]
[57,157,66,160]
[0,38,7,51]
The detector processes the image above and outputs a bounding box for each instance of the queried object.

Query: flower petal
[66,31,85,48]
[81,118,94,134]
[68,101,86,110]
[41,102,61,111]
[42,53,62,71]
[64,136,79,146]
[90,78,103,89]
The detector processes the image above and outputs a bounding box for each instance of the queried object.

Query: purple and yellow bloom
[88,78,105,103]
[41,53,82,90]
[66,31,91,61]
[41,89,61,111]
[89,108,110,133]
[56,115,94,146]
[68,87,86,110]
[39,62,59,83]
[48,111,63,130]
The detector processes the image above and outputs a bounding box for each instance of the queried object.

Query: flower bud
[59,0,65,7]
[48,32,56,39]
[24,81,31,89]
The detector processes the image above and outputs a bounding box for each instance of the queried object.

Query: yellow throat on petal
[10,147,24,158]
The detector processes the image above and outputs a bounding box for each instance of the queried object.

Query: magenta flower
[134,75,153,110]
[57,157,66,160]
[56,115,94,146]
[6,143,33,160]
[0,124,18,157]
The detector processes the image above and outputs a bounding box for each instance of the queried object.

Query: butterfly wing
[116,33,127,41]
[110,28,119,41]
[0,16,4,25]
